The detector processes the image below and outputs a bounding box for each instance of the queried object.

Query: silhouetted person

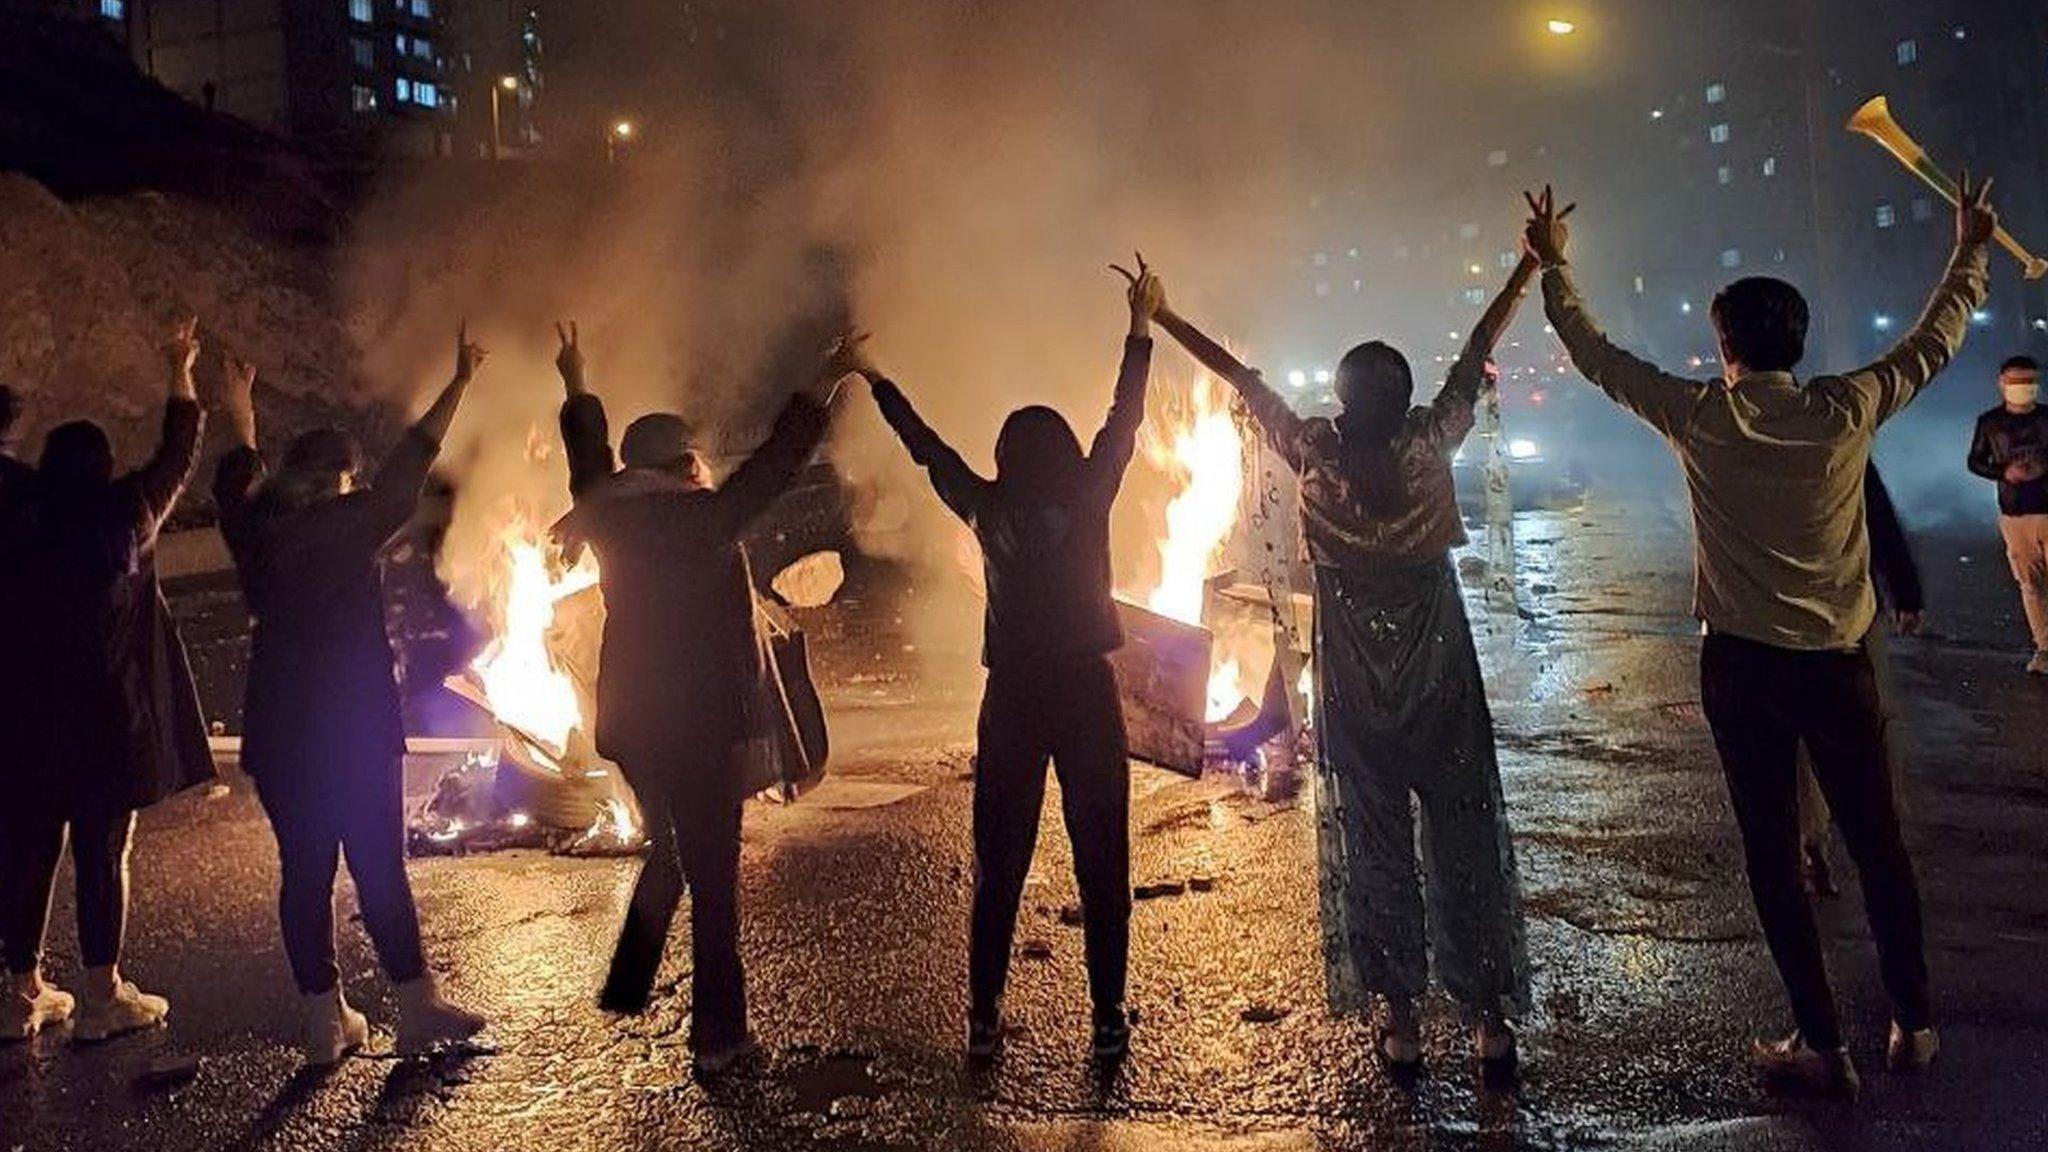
[1527,178,1996,1097]
[856,270,1156,1061]
[213,330,489,1065]
[1966,354,2048,673]
[551,321,849,1077]
[0,321,214,1042]
[1797,464,1923,896]
[1149,254,1536,1068]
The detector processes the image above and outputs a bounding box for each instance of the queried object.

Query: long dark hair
[1332,341,1415,520]
[37,420,138,581]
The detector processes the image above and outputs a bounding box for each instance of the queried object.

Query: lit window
[1311,251,1328,267]
[351,37,375,68]
[351,84,377,113]
[1875,203,1896,228]
[1463,287,1487,305]
[1911,197,1933,221]
[413,82,438,107]
[1650,108,1665,120]
[1896,39,1917,65]
[410,0,432,15]
[1498,251,1517,269]
[1346,247,1360,259]
[413,37,433,59]
[395,77,412,102]
[1633,275,1645,294]
[349,0,372,23]
[1313,282,1331,298]
[99,0,125,19]
[1874,313,1894,331]
[1709,123,1730,144]
[1718,165,1733,185]
[1720,248,1742,269]
[1486,149,1509,167]
[1952,25,1966,41]
[1762,156,1778,177]
[1705,82,1726,104]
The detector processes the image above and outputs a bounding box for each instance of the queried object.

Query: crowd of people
[0,172,2022,1100]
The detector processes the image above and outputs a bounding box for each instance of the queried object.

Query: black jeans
[1,808,134,973]
[1699,631,1931,1049]
[254,755,426,995]
[601,759,747,1054]
[970,656,1131,1022]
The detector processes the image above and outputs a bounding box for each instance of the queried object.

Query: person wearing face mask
[1145,250,1537,1071]
[1,321,215,1044]
[1967,355,2048,673]
[552,322,853,1079]
[1527,178,1997,1098]
[214,327,490,1065]
[856,267,1157,1063]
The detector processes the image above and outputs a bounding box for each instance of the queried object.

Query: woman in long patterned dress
[1148,253,1538,1067]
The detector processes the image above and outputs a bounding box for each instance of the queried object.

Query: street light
[488,74,518,160]
[1546,18,1576,35]
[606,119,635,164]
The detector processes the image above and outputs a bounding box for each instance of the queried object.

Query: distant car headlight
[1507,438,1540,460]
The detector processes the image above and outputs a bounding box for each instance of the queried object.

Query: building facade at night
[52,0,541,157]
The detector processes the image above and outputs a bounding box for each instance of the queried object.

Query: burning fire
[467,511,600,765]
[1142,371,1245,628]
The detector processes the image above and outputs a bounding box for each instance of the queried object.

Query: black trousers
[970,656,1131,1021]
[1699,630,1931,1049]
[0,808,134,974]
[602,757,747,1054]
[254,755,426,995]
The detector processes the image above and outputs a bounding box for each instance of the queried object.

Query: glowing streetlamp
[488,74,519,160]
[606,119,635,164]
[1546,18,1576,35]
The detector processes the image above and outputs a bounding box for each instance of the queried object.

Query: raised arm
[1150,286,1307,470]
[212,352,265,523]
[357,325,485,543]
[1086,258,1160,491]
[868,374,990,524]
[1837,178,1995,427]
[553,320,618,498]
[709,337,853,537]
[134,317,206,528]
[1526,187,1705,440]
[1419,252,1541,449]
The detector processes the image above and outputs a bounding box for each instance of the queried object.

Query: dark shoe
[1091,1006,1130,1060]
[1473,1013,1517,1066]
[1752,1032,1859,1100]
[966,1012,1004,1058]
[1379,997,1423,1067]
[1886,1021,1939,1071]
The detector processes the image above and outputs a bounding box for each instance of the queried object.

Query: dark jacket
[554,390,829,781]
[18,400,214,817]
[214,430,441,776]
[1863,463,1923,616]
[1966,404,2048,517]
[0,452,37,756]
[872,336,1151,669]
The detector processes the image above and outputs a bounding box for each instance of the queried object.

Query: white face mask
[2003,382,2041,408]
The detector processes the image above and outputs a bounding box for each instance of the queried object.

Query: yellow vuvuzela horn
[1848,96,2047,280]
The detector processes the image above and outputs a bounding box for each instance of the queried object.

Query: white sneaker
[302,987,371,1066]
[74,980,170,1042]
[1887,1021,1939,1071]
[2026,651,2048,676]
[0,976,76,1041]
[394,976,485,1056]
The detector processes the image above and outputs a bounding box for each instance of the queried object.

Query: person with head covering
[1146,252,1538,1069]
[551,321,851,1078]
[0,321,215,1043]
[1528,178,1996,1097]
[854,266,1159,1062]
[212,327,490,1066]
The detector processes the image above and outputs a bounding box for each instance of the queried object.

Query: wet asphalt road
[4,493,2048,1151]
